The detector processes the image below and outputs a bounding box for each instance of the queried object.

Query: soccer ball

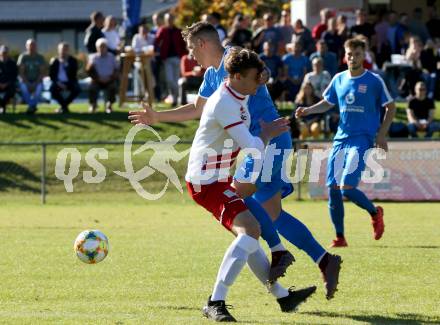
[74,230,109,264]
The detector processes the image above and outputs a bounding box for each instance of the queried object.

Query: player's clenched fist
[259,117,290,142]
[295,106,308,118]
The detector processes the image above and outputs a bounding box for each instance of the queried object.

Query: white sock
[270,242,286,252]
[211,234,259,301]
[315,251,327,265]
[247,246,289,299]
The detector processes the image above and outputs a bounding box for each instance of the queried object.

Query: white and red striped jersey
[186,82,262,185]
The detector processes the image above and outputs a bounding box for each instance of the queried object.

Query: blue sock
[328,188,345,237]
[243,196,281,248]
[274,210,326,263]
[341,188,377,215]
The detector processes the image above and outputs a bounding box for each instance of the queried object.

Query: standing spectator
[426,6,440,40]
[292,19,315,56]
[84,11,105,54]
[228,14,252,48]
[294,82,322,139]
[17,39,46,114]
[154,13,187,106]
[336,15,349,43]
[303,57,331,98]
[259,41,284,101]
[350,9,375,42]
[420,39,438,99]
[408,8,430,44]
[150,13,165,101]
[252,13,282,55]
[407,81,438,138]
[374,11,391,68]
[277,10,294,53]
[387,11,407,54]
[322,17,343,61]
[49,42,80,113]
[177,54,204,105]
[312,8,331,40]
[310,40,338,77]
[282,40,309,100]
[86,38,118,113]
[102,15,121,55]
[0,45,17,114]
[202,12,227,42]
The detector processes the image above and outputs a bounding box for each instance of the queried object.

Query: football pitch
[0,193,439,325]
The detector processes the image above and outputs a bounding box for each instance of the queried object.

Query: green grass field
[0,193,439,324]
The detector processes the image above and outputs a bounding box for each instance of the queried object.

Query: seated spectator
[49,42,80,114]
[228,14,252,48]
[294,82,322,139]
[84,11,105,54]
[303,57,331,98]
[102,15,121,55]
[259,41,284,101]
[282,40,309,100]
[17,39,46,114]
[86,38,119,113]
[0,45,18,114]
[407,81,438,138]
[178,54,204,105]
[131,23,155,53]
[310,40,338,76]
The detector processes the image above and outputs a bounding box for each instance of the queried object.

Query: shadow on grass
[304,310,440,324]
[0,161,39,193]
[367,245,440,249]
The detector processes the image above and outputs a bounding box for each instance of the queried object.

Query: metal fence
[1,139,439,204]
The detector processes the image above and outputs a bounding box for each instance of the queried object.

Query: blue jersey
[323,70,393,140]
[198,48,279,135]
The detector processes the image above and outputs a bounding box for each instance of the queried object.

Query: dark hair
[211,12,222,21]
[91,11,103,22]
[344,38,366,50]
[182,21,219,42]
[224,47,264,76]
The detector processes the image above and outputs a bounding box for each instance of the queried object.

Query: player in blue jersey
[129,22,341,299]
[296,38,396,247]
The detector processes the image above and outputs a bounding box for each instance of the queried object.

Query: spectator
[149,13,165,101]
[282,40,309,100]
[402,36,425,97]
[102,15,121,55]
[49,42,80,114]
[312,8,331,40]
[178,54,204,105]
[86,38,119,113]
[294,82,322,139]
[387,11,407,54]
[259,41,284,101]
[252,13,282,55]
[408,7,430,44]
[426,6,440,40]
[0,45,17,114]
[277,10,294,53]
[336,15,349,43]
[407,81,438,138]
[420,39,438,99]
[292,19,315,56]
[310,40,338,77]
[374,11,391,68]
[17,39,46,114]
[228,14,252,48]
[202,12,227,42]
[132,23,155,53]
[84,11,105,54]
[303,57,331,98]
[350,9,375,42]
[154,13,187,106]
[399,13,411,52]
[322,17,343,61]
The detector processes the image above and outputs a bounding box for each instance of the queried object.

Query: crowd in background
[0,6,439,139]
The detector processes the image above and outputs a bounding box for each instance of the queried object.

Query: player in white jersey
[186,48,316,322]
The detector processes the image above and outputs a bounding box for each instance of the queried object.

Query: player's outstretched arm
[295,99,333,118]
[376,102,396,152]
[128,96,207,125]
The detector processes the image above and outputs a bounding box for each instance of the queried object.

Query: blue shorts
[326,135,374,188]
[234,131,294,203]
